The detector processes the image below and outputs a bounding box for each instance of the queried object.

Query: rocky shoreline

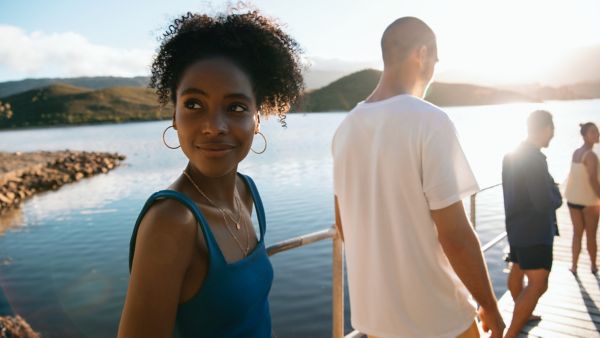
[0,315,39,338]
[0,150,126,335]
[0,150,125,214]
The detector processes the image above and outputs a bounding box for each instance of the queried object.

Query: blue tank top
[129,174,273,338]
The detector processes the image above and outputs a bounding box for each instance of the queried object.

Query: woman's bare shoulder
[133,197,200,267]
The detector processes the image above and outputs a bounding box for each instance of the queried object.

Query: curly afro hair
[150,9,304,125]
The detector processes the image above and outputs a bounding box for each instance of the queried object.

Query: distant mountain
[297,69,537,112]
[0,83,170,129]
[426,83,536,107]
[0,71,345,96]
[0,76,150,98]
[1,70,598,129]
[566,82,600,99]
[297,69,381,111]
[503,82,600,101]
[303,69,357,90]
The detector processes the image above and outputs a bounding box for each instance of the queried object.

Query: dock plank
[498,204,600,337]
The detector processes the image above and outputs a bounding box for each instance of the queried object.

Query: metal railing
[266,225,344,336]
[266,184,506,338]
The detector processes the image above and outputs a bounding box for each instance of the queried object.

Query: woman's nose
[202,110,228,135]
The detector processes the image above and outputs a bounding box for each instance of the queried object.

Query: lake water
[0,99,599,337]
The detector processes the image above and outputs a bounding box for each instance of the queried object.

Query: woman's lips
[195,143,235,157]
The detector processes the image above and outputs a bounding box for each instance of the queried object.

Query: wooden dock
[498,205,600,337]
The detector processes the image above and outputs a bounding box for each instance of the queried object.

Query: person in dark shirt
[502,110,562,338]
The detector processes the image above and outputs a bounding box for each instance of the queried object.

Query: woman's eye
[230,104,248,113]
[184,100,203,110]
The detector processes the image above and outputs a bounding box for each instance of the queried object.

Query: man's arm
[431,200,505,337]
[524,158,558,212]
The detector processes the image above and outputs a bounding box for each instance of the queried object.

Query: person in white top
[565,122,600,275]
[332,17,504,338]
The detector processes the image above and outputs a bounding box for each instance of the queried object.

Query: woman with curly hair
[118,9,303,338]
[565,122,600,275]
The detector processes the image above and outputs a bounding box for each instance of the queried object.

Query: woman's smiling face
[174,57,258,177]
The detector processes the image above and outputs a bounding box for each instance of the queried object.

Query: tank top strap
[581,150,595,162]
[239,174,266,241]
[581,150,590,162]
[129,189,220,272]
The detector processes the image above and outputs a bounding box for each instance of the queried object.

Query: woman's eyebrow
[179,87,208,96]
[224,93,253,101]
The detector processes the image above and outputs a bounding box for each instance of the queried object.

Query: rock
[5,192,15,202]
[0,315,40,338]
[0,150,125,214]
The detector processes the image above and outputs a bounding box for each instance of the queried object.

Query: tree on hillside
[0,100,13,120]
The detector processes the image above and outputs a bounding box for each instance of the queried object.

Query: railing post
[470,193,477,228]
[332,226,344,338]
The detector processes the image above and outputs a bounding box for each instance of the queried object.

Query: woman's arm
[584,152,600,198]
[118,200,197,338]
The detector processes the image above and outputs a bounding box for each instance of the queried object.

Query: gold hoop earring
[162,125,180,149]
[251,131,267,154]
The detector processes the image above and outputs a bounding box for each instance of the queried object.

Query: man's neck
[366,68,423,103]
[525,137,543,150]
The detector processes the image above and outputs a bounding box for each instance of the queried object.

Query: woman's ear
[255,113,261,133]
[172,109,177,130]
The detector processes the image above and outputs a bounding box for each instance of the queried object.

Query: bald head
[381,17,437,66]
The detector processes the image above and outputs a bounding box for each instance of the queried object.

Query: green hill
[1,71,597,129]
[0,76,150,98]
[426,82,535,106]
[0,83,171,129]
[504,82,600,101]
[297,69,537,112]
[297,69,381,112]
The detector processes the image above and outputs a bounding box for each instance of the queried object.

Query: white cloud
[0,25,153,79]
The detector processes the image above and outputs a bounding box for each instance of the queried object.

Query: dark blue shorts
[508,245,553,271]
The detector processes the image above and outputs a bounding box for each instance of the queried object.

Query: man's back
[333,94,479,337]
[502,142,561,247]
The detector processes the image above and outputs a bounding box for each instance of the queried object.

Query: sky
[1,0,599,85]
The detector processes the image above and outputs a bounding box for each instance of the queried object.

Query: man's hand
[478,305,506,338]
[431,201,503,337]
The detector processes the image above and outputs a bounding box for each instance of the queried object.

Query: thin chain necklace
[182,170,250,255]
[182,170,243,229]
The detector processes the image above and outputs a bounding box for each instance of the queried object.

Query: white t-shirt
[332,94,479,338]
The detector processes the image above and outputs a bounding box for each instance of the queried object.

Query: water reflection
[0,100,597,337]
[0,207,24,236]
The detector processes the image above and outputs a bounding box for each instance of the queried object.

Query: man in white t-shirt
[332,17,505,338]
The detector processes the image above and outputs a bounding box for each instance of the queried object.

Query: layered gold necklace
[182,170,250,256]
